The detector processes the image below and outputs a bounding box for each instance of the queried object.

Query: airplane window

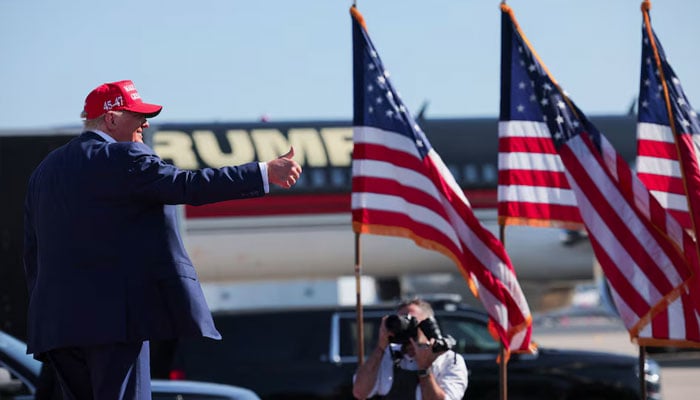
[447,164,461,182]
[482,163,497,183]
[311,169,326,187]
[330,168,348,188]
[293,172,307,188]
[463,164,479,183]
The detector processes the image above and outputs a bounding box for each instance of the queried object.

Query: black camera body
[384,315,455,353]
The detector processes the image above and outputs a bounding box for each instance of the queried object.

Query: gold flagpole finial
[642,0,651,12]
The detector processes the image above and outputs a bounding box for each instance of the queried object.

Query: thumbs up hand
[267,147,302,189]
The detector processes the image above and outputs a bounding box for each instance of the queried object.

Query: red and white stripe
[498,120,583,227]
[636,122,691,229]
[352,125,533,352]
[674,132,700,238]
[636,125,700,347]
[637,291,700,346]
[561,131,699,342]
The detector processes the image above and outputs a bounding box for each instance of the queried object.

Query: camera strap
[388,345,404,367]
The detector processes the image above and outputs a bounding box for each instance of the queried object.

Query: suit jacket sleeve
[23,180,38,296]
[120,142,265,205]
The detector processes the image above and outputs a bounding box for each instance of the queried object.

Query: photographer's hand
[377,315,391,351]
[352,315,391,400]
[410,336,448,400]
[409,337,440,370]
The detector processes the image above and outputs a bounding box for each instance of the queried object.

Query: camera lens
[417,317,456,353]
[418,317,442,339]
[384,314,419,344]
[385,315,409,334]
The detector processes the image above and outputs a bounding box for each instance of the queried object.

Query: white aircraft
[148,115,637,285]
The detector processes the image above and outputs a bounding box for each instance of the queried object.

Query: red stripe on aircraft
[185,189,498,218]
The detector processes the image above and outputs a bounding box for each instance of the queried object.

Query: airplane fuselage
[146,116,637,284]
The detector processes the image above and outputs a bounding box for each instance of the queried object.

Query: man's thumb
[280,147,295,159]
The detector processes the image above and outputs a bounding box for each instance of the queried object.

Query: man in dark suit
[23,80,302,399]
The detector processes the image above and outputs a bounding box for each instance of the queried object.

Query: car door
[435,311,573,400]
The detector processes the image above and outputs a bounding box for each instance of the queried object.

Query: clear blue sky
[1,0,698,129]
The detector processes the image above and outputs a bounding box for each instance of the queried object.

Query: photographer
[353,298,468,400]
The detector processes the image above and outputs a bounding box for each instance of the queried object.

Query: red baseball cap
[81,80,162,120]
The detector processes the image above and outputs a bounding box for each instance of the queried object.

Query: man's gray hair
[396,297,434,318]
[83,116,104,130]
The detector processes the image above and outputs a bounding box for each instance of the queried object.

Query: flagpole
[499,343,508,400]
[498,16,517,400]
[638,5,655,398]
[351,0,363,367]
[499,224,508,400]
[639,345,647,399]
[354,232,365,366]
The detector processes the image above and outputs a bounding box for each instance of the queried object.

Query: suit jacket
[23,131,265,355]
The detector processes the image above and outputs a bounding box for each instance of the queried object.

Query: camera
[384,315,455,353]
[385,314,420,344]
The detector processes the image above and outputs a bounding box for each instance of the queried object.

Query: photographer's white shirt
[365,343,468,400]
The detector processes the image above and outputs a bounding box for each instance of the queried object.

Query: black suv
[0,329,261,400]
[162,300,661,400]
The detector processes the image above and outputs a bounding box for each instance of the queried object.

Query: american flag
[350,6,533,353]
[634,3,700,347]
[637,5,700,233]
[500,3,700,343]
[497,9,583,229]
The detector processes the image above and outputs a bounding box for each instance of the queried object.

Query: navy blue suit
[23,131,264,396]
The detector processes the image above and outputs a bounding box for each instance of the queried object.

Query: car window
[336,310,499,361]
[0,363,33,399]
[437,315,500,354]
[0,331,42,377]
[179,311,330,366]
[338,316,381,358]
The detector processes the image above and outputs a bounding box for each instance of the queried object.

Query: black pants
[45,341,151,400]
